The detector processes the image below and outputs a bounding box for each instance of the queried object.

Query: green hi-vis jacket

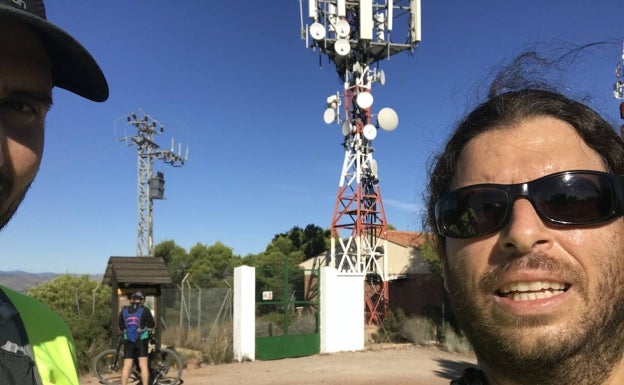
[1,285,79,385]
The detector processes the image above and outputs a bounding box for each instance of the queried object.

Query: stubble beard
[446,252,624,385]
[0,187,28,230]
[0,168,16,230]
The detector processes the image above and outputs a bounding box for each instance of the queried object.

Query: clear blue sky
[1,1,622,274]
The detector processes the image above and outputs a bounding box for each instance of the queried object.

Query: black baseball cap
[132,292,145,300]
[0,0,109,102]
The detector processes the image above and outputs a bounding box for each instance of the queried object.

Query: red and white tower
[301,0,421,324]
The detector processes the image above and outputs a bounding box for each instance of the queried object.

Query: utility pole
[120,110,188,256]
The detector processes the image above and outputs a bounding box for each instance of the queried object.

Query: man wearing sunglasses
[0,1,108,384]
[426,87,624,385]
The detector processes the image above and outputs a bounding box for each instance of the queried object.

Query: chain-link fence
[156,284,233,363]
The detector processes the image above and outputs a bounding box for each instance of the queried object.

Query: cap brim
[0,5,109,102]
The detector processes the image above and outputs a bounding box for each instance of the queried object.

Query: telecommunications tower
[120,110,188,257]
[300,0,421,324]
[615,43,624,134]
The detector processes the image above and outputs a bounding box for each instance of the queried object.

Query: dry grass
[202,322,234,364]
[161,322,234,365]
[400,316,437,345]
[439,324,473,354]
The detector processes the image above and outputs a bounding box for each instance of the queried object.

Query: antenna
[387,0,393,31]
[410,0,422,44]
[120,110,189,257]
[301,0,420,325]
[615,42,624,100]
[302,0,421,78]
[615,42,624,136]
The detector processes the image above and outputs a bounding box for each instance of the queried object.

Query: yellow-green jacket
[1,285,79,385]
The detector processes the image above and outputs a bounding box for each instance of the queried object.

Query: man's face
[444,116,624,382]
[0,20,52,229]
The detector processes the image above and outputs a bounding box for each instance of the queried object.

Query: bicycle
[91,331,183,385]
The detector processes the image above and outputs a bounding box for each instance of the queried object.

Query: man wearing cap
[0,0,108,384]
[118,292,155,385]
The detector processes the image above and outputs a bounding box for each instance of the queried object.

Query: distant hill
[0,271,103,294]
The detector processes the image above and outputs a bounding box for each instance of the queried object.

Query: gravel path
[81,344,477,385]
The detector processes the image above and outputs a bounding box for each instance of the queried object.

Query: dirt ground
[81,344,477,385]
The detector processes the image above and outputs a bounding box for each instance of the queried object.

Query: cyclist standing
[119,292,155,385]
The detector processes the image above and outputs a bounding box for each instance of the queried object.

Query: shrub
[202,322,233,364]
[161,324,186,348]
[400,316,437,345]
[371,309,408,343]
[287,311,318,335]
[440,323,473,354]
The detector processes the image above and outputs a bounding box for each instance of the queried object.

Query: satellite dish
[326,94,339,109]
[310,22,326,40]
[356,92,374,109]
[342,121,352,136]
[335,19,350,38]
[334,39,350,56]
[323,108,336,124]
[377,107,399,131]
[362,124,377,140]
[375,69,386,86]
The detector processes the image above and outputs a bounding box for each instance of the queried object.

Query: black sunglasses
[435,170,624,239]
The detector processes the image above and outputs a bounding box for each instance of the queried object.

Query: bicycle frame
[92,330,183,385]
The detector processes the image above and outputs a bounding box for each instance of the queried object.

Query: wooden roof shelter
[103,256,172,295]
[103,256,172,344]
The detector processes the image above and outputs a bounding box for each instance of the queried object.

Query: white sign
[262,291,273,301]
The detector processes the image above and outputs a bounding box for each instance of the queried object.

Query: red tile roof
[382,230,426,248]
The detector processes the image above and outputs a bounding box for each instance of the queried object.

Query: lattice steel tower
[121,111,188,257]
[615,43,624,134]
[300,0,420,324]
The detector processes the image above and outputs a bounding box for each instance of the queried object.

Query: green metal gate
[255,259,320,360]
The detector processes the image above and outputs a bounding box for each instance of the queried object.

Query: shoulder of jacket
[1,285,67,327]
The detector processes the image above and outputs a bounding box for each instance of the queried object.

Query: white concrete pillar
[233,265,255,361]
[320,266,365,353]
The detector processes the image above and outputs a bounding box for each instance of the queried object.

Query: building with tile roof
[299,230,444,318]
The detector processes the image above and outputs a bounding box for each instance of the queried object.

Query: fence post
[233,265,255,361]
[196,284,202,332]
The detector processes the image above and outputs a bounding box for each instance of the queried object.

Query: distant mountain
[0,271,103,294]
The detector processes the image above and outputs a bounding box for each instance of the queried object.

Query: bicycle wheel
[150,348,183,385]
[91,349,124,385]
